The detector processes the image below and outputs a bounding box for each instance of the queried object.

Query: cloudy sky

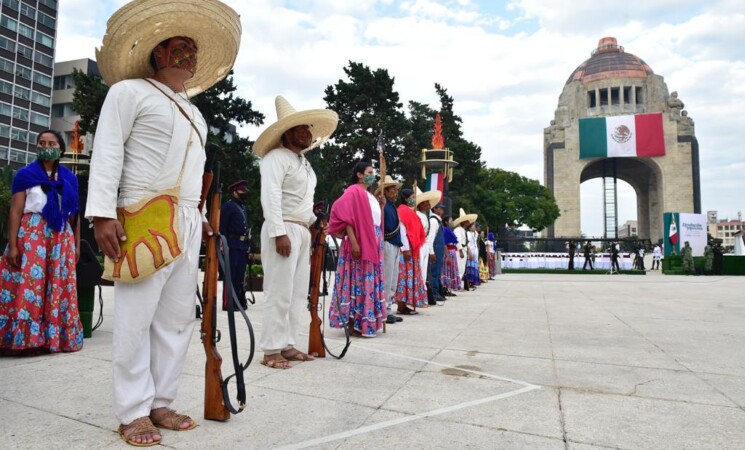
[56,0,745,236]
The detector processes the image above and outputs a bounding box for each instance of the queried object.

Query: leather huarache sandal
[149,408,198,431]
[118,416,162,447]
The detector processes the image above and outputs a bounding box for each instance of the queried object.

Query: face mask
[363,174,376,185]
[406,197,416,207]
[154,38,198,75]
[37,147,61,161]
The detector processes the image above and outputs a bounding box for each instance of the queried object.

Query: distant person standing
[712,242,724,275]
[652,244,661,270]
[567,240,575,270]
[582,241,594,270]
[220,180,250,310]
[611,242,621,272]
[681,241,694,274]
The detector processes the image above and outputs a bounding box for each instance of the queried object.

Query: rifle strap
[320,232,351,359]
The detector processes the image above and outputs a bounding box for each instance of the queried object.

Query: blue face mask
[37,147,61,161]
[363,174,376,185]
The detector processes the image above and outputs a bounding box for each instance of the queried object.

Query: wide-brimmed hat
[415,187,441,207]
[382,175,402,189]
[96,0,241,97]
[452,208,477,227]
[228,180,248,192]
[252,96,338,157]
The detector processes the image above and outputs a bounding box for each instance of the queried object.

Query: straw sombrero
[252,96,338,157]
[415,187,441,207]
[382,175,402,189]
[452,208,477,227]
[96,0,241,97]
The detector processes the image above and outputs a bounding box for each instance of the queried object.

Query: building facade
[0,0,57,168]
[617,220,638,239]
[52,58,99,151]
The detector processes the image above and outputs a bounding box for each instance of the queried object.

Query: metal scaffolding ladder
[603,159,618,239]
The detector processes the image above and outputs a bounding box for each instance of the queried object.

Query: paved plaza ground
[2,272,744,449]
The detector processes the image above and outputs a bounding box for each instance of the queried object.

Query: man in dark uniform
[429,203,446,304]
[220,179,250,309]
[567,241,575,270]
[582,241,594,270]
[611,242,620,272]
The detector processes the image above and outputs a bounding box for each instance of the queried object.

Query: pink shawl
[329,184,378,263]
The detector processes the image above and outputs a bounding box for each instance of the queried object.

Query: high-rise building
[52,58,99,150]
[0,0,57,168]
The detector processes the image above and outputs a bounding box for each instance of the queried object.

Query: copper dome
[566,37,653,85]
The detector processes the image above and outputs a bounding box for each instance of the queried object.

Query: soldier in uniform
[681,241,694,274]
[220,180,250,309]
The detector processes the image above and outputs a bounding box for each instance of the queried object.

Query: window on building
[2,0,19,10]
[53,75,74,90]
[0,36,14,51]
[623,86,632,104]
[635,87,644,104]
[38,0,57,7]
[15,65,31,80]
[18,23,34,39]
[0,57,13,74]
[0,15,17,32]
[0,79,12,95]
[610,87,620,105]
[19,3,35,19]
[16,43,33,60]
[14,85,30,100]
[0,102,10,117]
[51,103,65,117]
[30,111,49,127]
[0,123,9,138]
[33,51,53,68]
[11,127,28,142]
[31,91,50,107]
[12,106,29,121]
[33,71,51,87]
[599,88,609,106]
[37,12,55,29]
[29,131,37,143]
[588,90,596,108]
[35,31,54,48]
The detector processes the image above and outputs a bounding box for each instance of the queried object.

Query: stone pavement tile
[335,412,566,450]
[567,442,620,450]
[448,326,553,359]
[0,399,121,449]
[561,389,745,450]
[424,348,556,387]
[379,371,516,415]
[158,387,389,449]
[698,373,745,408]
[331,339,442,372]
[555,360,736,407]
[438,386,564,440]
[0,354,113,427]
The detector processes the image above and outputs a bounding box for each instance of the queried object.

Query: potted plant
[244,263,263,292]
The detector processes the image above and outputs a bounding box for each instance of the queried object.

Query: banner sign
[664,212,707,256]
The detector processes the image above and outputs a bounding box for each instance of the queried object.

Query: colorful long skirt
[395,249,427,308]
[465,255,481,285]
[488,253,497,277]
[441,246,461,291]
[0,213,83,353]
[329,226,386,337]
[479,259,489,282]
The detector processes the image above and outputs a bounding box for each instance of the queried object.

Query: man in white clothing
[452,208,477,291]
[252,96,338,369]
[415,188,441,305]
[86,0,241,445]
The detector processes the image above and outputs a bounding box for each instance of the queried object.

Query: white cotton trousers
[259,223,311,354]
[457,248,467,280]
[419,243,430,288]
[112,205,202,425]
[383,241,400,312]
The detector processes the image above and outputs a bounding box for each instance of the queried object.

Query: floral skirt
[441,246,461,291]
[479,259,489,282]
[0,213,83,353]
[329,226,386,337]
[488,253,497,276]
[396,249,427,308]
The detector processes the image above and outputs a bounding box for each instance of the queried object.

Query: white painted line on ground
[276,385,540,450]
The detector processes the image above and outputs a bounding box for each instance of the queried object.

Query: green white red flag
[579,113,665,159]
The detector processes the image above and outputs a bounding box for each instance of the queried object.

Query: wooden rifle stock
[307,216,327,358]
[200,169,231,421]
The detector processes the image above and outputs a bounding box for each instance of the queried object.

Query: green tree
[71,68,109,134]
[313,61,412,202]
[476,168,560,231]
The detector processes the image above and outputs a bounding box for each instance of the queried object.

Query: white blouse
[366,191,381,227]
[23,171,55,213]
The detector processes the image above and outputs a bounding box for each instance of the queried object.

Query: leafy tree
[313,61,412,202]
[71,68,109,134]
[476,168,560,231]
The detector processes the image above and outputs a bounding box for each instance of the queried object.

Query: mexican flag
[579,113,665,159]
[669,215,678,246]
[427,172,444,193]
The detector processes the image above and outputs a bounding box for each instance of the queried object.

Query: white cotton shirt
[400,222,410,251]
[23,171,55,213]
[426,215,440,255]
[367,191,381,227]
[85,78,207,219]
[260,146,318,238]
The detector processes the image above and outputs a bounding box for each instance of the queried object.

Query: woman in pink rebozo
[328,161,387,337]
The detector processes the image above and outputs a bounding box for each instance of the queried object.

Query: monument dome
[566,37,654,85]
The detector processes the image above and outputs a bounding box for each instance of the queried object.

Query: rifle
[307,214,327,358]
[374,131,386,197]
[200,161,230,421]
